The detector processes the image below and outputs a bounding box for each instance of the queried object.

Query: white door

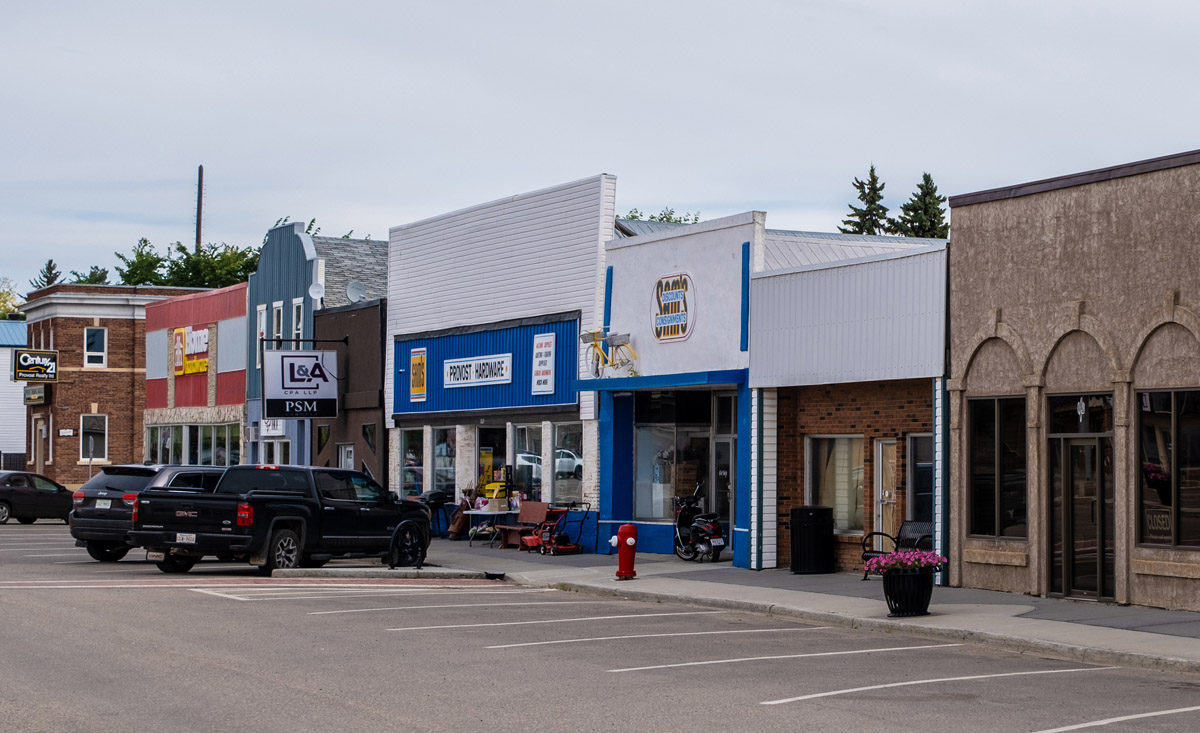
[338,444,354,471]
[875,440,898,551]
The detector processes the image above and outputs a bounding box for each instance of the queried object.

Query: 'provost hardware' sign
[652,273,695,342]
[443,353,512,388]
[13,349,58,382]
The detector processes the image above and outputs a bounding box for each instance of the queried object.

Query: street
[2,522,1200,732]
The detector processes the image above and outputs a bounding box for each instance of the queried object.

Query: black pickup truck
[128,465,431,574]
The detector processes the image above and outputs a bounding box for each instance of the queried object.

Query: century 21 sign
[653,273,694,342]
[13,349,58,382]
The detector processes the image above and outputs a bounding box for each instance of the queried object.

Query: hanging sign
[410,348,427,402]
[262,350,338,418]
[443,353,512,388]
[531,334,555,396]
[652,273,695,342]
[13,349,58,382]
[23,384,46,405]
[173,326,210,376]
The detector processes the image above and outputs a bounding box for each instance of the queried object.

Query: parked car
[0,471,72,524]
[128,465,431,574]
[70,465,226,562]
[555,449,583,479]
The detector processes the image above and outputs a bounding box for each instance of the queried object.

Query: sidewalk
[294,538,1200,675]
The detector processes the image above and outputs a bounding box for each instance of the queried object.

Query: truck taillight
[131,500,139,523]
[72,490,84,506]
[122,493,137,507]
[237,503,253,526]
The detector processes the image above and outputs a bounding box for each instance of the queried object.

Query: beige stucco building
[947,149,1200,611]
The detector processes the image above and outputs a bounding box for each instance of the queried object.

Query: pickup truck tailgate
[135,491,237,534]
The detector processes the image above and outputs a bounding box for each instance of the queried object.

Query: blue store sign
[394,317,578,415]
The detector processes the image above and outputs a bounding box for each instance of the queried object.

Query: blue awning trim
[577,368,747,392]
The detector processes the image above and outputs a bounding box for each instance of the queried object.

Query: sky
[2,1,1196,293]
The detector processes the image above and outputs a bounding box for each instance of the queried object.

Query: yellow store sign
[173,326,210,376]
[410,348,427,402]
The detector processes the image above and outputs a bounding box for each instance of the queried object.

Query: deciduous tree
[115,238,168,285]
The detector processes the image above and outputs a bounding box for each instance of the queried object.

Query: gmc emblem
[175,510,198,518]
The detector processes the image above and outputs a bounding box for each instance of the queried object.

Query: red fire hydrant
[610,523,637,580]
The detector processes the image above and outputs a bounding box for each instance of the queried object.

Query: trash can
[790,505,834,574]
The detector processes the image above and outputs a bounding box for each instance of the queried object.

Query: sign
[443,353,512,388]
[23,384,46,405]
[259,419,285,437]
[652,273,694,342]
[262,350,338,418]
[173,326,210,376]
[13,349,58,382]
[531,333,555,395]
[410,348,427,402]
[58,428,75,437]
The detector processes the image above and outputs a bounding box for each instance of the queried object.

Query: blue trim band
[603,266,613,331]
[740,241,750,352]
[577,368,748,392]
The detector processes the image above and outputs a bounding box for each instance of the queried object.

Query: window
[1139,390,1200,547]
[554,423,584,504]
[229,424,241,465]
[187,425,200,465]
[80,415,108,461]
[968,398,1027,537]
[401,429,424,496]
[271,302,283,351]
[316,425,331,455]
[262,439,290,465]
[291,298,303,349]
[363,423,377,454]
[147,426,159,464]
[433,428,456,494]
[30,475,62,491]
[84,327,106,367]
[514,424,542,501]
[478,427,507,486]
[808,437,865,532]
[315,471,356,501]
[349,474,385,502]
[214,425,228,466]
[256,305,267,368]
[907,434,935,524]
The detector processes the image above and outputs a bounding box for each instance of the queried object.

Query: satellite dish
[308,282,325,300]
[346,280,368,303]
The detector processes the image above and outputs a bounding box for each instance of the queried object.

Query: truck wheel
[86,542,130,562]
[262,529,300,573]
[388,524,426,569]
[155,555,196,574]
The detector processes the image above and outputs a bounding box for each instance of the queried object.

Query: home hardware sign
[14,349,58,382]
[653,273,694,342]
[444,353,512,388]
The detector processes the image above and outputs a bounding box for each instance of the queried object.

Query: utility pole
[195,164,204,252]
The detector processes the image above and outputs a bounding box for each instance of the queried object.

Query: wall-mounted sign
[23,384,46,405]
[262,350,338,418]
[531,334,555,395]
[58,428,75,437]
[443,353,512,388]
[410,348,427,402]
[652,273,694,342]
[173,326,210,376]
[259,418,286,437]
[13,349,58,382]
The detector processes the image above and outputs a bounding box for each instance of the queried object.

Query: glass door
[875,440,898,550]
[1050,437,1115,599]
[713,438,734,525]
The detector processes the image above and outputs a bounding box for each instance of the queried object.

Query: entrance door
[33,419,46,474]
[712,438,734,525]
[875,440,898,551]
[338,444,355,471]
[1050,437,1114,599]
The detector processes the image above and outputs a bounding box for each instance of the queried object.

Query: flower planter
[881,568,935,617]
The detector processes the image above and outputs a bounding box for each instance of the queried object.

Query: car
[555,449,583,479]
[70,464,226,562]
[0,471,72,524]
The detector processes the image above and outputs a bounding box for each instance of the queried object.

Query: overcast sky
[2,1,1195,293]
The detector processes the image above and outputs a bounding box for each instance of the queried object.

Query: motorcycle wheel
[674,537,698,561]
[707,547,722,563]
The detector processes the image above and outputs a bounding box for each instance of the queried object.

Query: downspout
[940,242,952,586]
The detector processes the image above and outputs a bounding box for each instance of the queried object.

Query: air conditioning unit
[245,425,258,442]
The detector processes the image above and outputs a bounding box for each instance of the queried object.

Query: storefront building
[947,149,1200,611]
[21,284,203,486]
[750,242,947,572]
[144,283,247,467]
[386,175,616,509]
[246,222,385,465]
[1,319,28,470]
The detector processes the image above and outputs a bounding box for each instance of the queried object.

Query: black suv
[70,465,226,562]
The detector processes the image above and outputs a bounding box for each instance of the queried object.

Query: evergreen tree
[70,266,110,284]
[29,259,63,290]
[115,238,168,285]
[889,172,949,239]
[838,164,890,236]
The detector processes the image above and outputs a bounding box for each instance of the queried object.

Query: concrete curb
[272,567,498,580]
[523,578,1200,676]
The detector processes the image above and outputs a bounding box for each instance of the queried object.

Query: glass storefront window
[907,434,934,524]
[433,428,456,494]
[200,426,213,465]
[172,426,183,465]
[477,427,507,487]
[514,425,542,501]
[214,426,228,466]
[401,428,424,497]
[635,425,674,520]
[229,424,241,465]
[187,426,200,465]
[554,423,583,504]
[1138,390,1200,546]
[809,436,864,532]
[147,427,159,464]
[969,397,1027,538]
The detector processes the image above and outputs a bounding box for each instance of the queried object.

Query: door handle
[1091,499,1097,524]
[360,507,370,512]
[324,506,335,511]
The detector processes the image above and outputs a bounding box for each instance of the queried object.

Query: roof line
[753,241,946,280]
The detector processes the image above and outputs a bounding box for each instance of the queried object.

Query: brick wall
[776,378,933,572]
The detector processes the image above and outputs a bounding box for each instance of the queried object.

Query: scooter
[673,481,725,562]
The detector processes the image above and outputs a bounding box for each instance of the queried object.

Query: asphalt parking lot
[3,522,1200,732]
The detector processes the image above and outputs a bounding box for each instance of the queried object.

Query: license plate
[710,538,725,547]
[95,499,111,510]
[176,533,196,544]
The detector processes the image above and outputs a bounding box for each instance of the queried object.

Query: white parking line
[25,553,86,557]
[1032,705,1200,732]
[612,643,962,673]
[311,600,623,615]
[488,627,833,649]
[189,587,549,602]
[390,611,726,631]
[760,666,1119,705]
[0,545,81,551]
[53,560,95,565]
[209,588,553,602]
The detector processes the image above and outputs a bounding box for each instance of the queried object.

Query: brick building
[21,284,204,487]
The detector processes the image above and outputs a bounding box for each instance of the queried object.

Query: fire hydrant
[609,523,637,580]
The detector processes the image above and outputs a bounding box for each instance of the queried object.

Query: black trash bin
[790,505,834,574]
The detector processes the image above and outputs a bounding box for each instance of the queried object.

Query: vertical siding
[934,377,946,584]
[246,223,316,400]
[750,247,946,387]
[751,388,778,569]
[145,329,168,380]
[0,350,24,452]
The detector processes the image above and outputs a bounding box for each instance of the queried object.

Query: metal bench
[861,520,934,580]
[495,501,550,550]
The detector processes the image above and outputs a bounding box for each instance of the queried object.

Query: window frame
[256,304,267,368]
[79,414,109,461]
[805,434,866,534]
[83,327,107,368]
[907,433,935,523]
[1136,388,1200,549]
[271,301,284,352]
[291,297,304,349]
[966,395,1028,539]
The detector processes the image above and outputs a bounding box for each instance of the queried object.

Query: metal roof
[311,236,388,308]
[762,229,941,271]
[614,218,688,238]
[0,320,28,346]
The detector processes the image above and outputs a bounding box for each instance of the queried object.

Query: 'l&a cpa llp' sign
[262,350,338,419]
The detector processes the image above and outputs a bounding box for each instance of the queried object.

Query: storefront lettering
[13,350,58,382]
[653,273,694,341]
[443,353,513,388]
[173,326,210,376]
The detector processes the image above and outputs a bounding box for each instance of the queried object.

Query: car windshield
[78,467,157,493]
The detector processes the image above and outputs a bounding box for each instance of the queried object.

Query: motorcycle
[673,481,725,562]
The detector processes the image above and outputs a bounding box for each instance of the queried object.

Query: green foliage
[70,266,111,284]
[163,241,259,289]
[623,207,701,224]
[267,216,320,245]
[0,277,20,315]
[889,172,949,239]
[115,238,168,285]
[838,164,891,236]
[29,259,63,290]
